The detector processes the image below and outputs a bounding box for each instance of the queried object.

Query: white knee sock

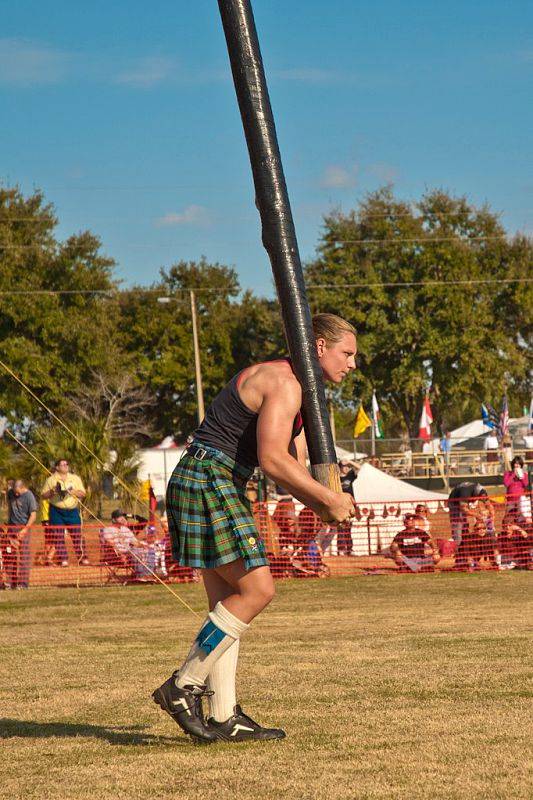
[176,602,248,689]
[207,639,240,722]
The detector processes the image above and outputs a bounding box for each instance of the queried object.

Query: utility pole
[189,290,205,424]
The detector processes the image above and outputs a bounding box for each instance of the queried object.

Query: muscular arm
[256,377,352,522]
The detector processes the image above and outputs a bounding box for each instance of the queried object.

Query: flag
[0,417,7,439]
[498,395,509,439]
[528,396,533,434]
[371,391,384,439]
[418,394,433,441]
[481,403,499,430]
[353,404,371,437]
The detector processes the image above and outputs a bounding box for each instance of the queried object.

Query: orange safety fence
[1,493,532,589]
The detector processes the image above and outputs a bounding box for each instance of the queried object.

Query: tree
[67,371,156,441]
[118,259,286,439]
[305,187,533,440]
[0,186,122,430]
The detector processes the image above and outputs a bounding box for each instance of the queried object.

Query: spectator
[459,518,499,571]
[5,479,37,589]
[389,513,439,573]
[337,460,358,555]
[497,518,532,570]
[483,432,500,475]
[503,456,530,527]
[40,496,55,566]
[447,482,489,550]
[102,509,140,557]
[0,480,15,586]
[102,510,160,581]
[501,433,514,471]
[41,459,88,566]
[454,495,497,570]
[414,504,431,534]
[291,527,328,578]
[440,432,452,473]
[272,498,298,551]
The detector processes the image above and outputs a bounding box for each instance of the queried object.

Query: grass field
[1,573,531,800]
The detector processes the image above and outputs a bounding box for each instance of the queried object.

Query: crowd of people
[1,455,531,589]
[0,458,193,590]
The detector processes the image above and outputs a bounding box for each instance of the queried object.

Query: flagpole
[371,414,376,457]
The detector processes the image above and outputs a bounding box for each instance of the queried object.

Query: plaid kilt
[166,443,268,571]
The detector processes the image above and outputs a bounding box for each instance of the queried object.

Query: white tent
[341,463,448,555]
[137,445,185,498]
[335,444,367,461]
[352,462,446,508]
[431,415,529,449]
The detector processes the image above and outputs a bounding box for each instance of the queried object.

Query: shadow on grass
[0,718,186,746]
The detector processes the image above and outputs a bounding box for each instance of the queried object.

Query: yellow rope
[0,356,161,523]
[4,427,201,619]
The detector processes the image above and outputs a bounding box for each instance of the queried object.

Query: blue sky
[2,1,532,296]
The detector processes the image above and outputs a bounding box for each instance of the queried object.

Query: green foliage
[0,186,122,427]
[306,187,533,438]
[1,183,531,454]
[117,259,286,437]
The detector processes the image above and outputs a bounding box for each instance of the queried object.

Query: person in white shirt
[483,433,499,475]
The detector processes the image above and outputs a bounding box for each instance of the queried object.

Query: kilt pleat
[166,443,268,571]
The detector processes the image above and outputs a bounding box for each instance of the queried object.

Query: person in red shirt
[503,456,530,527]
[390,513,439,573]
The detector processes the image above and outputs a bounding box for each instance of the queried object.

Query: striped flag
[418,394,433,441]
[498,395,509,439]
[371,391,384,439]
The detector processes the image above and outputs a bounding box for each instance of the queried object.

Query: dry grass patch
[1,573,532,800]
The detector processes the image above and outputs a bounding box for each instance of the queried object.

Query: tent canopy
[352,462,447,513]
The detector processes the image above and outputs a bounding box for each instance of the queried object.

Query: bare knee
[244,580,275,615]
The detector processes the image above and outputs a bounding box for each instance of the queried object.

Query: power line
[0,278,531,297]
[0,234,519,251]
[325,235,508,245]
[307,278,533,289]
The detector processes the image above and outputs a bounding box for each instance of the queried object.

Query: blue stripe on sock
[196,620,227,654]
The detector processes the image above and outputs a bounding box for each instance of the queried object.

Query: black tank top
[193,362,303,468]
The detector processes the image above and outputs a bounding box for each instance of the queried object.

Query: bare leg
[202,568,234,611]
[207,558,275,624]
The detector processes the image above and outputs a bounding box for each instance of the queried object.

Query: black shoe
[152,673,219,743]
[207,705,286,742]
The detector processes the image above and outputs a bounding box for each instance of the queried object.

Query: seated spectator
[142,525,168,577]
[498,518,532,570]
[447,482,490,552]
[161,514,198,583]
[414,504,431,534]
[272,498,298,552]
[454,497,498,570]
[389,513,439,573]
[461,520,499,570]
[291,528,328,579]
[102,510,140,557]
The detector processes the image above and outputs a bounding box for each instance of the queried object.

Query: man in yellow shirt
[41,458,88,566]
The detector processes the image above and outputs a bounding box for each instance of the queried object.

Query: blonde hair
[312,313,356,346]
